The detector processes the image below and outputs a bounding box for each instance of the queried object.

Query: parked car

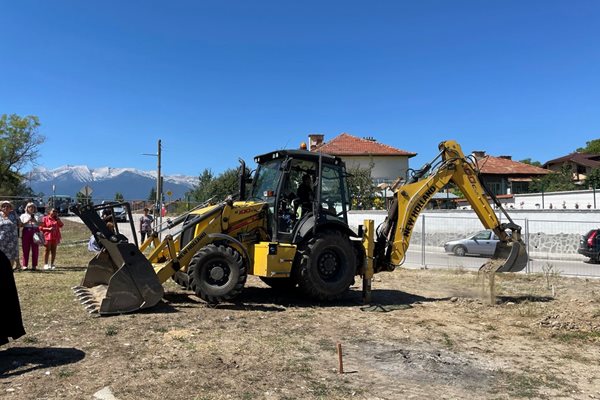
[443,230,500,257]
[578,229,600,263]
[99,201,128,223]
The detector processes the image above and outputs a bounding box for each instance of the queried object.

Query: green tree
[577,139,600,154]
[114,192,124,201]
[585,168,600,189]
[529,165,577,193]
[0,114,45,196]
[189,168,239,203]
[190,169,215,203]
[346,163,377,210]
[519,158,542,167]
[148,187,156,201]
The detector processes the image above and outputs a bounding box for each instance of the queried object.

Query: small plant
[58,369,74,378]
[105,326,118,336]
[542,262,561,291]
[22,336,39,344]
[441,332,454,348]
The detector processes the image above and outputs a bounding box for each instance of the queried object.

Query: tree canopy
[529,165,577,193]
[0,114,45,196]
[518,158,542,167]
[577,139,600,154]
[189,168,239,203]
[346,163,377,210]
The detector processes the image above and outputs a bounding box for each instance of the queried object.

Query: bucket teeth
[86,305,99,314]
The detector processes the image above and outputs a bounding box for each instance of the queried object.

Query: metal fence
[348,211,600,278]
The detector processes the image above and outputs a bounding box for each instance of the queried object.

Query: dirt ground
[1,266,600,400]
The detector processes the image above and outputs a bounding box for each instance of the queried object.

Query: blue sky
[2,0,599,177]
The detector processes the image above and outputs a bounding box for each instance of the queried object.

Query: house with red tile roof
[471,151,551,195]
[543,152,600,184]
[308,133,416,185]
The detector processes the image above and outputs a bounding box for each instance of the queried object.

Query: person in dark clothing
[0,249,26,346]
[295,174,314,217]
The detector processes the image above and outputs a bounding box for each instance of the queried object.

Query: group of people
[0,200,64,271]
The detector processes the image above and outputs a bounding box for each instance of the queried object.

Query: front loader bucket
[481,240,528,273]
[73,241,164,315]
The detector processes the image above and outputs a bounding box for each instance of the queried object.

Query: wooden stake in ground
[337,343,344,374]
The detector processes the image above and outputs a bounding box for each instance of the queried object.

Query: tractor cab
[247,150,352,243]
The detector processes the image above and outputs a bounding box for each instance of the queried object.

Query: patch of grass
[105,326,118,336]
[22,336,39,344]
[441,332,454,348]
[553,331,600,343]
[517,301,541,318]
[58,368,75,378]
[316,338,334,352]
[57,220,95,267]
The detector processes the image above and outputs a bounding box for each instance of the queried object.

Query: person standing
[0,249,26,346]
[139,207,154,242]
[0,201,19,270]
[20,202,41,271]
[41,208,64,270]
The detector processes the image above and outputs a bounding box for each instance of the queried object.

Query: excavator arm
[374,140,528,273]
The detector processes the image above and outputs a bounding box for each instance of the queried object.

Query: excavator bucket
[482,239,528,273]
[70,203,164,315]
[73,240,164,315]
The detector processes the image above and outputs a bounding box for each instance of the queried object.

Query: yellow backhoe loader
[71,140,528,315]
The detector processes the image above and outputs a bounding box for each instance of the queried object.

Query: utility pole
[157,139,162,238]
[143,139,163,239]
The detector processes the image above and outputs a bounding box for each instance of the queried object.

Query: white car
[443,230,500,257]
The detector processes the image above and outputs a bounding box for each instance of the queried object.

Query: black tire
[172,271,189,289]
[187,244,247,303]
[453,245,467,257]
[259,277,297,291]
[296,231,356,300]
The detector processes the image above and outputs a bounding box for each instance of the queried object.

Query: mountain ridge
[29,165,198,201]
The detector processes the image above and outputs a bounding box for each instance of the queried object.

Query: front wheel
[188,244,247,303]
[296,231,356,300]
[453,246,467,257]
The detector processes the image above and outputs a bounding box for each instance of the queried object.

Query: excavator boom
[376,140,528,273]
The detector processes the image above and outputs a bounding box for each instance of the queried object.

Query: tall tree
[346,163,377,210]
[585,168,600,189]
[148,187,156,201]
[577,139,600,154]
[189,168,239,203]
[0,114,45,196]
[529,165,577,193]
[114,192,124,202]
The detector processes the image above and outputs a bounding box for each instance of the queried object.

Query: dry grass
[2,221,600,399]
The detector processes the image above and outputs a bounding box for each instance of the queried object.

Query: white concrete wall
[513,189,600,210]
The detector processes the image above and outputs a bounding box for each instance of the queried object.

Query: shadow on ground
[496,295,554,304]
[160,286,450,313]
[0,347,85,378]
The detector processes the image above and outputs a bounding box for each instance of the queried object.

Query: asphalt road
[402,249,600,278]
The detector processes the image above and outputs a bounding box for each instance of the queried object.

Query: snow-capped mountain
[28,165,198,201]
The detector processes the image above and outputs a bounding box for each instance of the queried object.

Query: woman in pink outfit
[40,208,64,270]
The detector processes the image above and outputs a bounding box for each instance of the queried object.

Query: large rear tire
[187,244,247,303]
[296,231,356,300]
